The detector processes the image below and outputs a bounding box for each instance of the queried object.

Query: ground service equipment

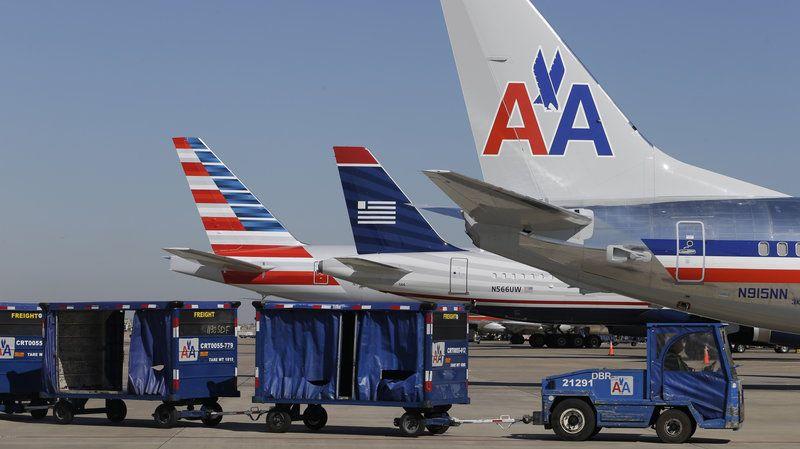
[0,303,49,418]
[39,301,240,428]
[529,323,743,443]
[252,301,469,436]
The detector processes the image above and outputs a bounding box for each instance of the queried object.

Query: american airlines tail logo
[357,201,396,225]
[0,337,14,359]
[483,48,613,157]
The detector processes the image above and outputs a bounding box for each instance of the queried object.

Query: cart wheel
[554,335,569,348]
[301,404,327,431]
[587,335,602,349]
[153,403,178,429]
[551,399,596,441]
[529,334,545,348]
[265,409,292,433]
[29,400,48,419]
[590,426,602,438]
[655,409,695,444]
[398,412,425,437]
[201,402,223,427]
[53,400,75,425]
[105,399,127,423]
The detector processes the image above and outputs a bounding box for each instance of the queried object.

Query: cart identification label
[179,338,199,362]
[432,341,445,367]
[0,337,14,359]
[610,375,634,396]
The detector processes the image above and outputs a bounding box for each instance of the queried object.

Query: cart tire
[265,410,292,433]
[53,401,74,425]
[655,409,694,444]
[587,335,602,349]
[774,345,790,353]
[551,399,596,441]
[201,402,223,427]
[590,426,602,438]
[509,333,525,345]
[153,404,178,429]
[106,399,127,423]
[29,400,48,419]
[570,335,585,348]
[302,405,327,431]
[398,412,425,437]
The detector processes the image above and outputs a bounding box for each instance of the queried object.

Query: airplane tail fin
[441,0,783,204]
[333,146,455,254]
[172,137,311,259]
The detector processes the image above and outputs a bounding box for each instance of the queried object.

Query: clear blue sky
[1,1,798,315]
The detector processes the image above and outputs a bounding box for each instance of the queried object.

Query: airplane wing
[334,257,411,276]
[163,247,268,273]
[424,170,591,240]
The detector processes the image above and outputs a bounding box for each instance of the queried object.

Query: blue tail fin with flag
[333,146,457,254]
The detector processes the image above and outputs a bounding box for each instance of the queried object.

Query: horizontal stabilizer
[419,206,463,219]
[334,257,411,276]
[424,170,590,238]
[163,247,268,273]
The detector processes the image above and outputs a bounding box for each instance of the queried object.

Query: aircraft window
[492,273,497,279]
[758,241,769,256]
[778,242,789,257]
[512,273,517,280]
[520,274,526,280]
[502,273,507,279]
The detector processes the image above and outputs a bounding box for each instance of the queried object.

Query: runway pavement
[1,340,799,448]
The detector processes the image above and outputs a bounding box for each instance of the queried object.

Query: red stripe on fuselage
[666,267,800,283]
[182,162,209,176]
[212,244,313,258]
[192,189,226,204]
[333,146,378,165]
[202,217,245,231]
[223,270,339,286]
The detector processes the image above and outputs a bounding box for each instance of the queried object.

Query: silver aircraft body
[429,0,800,334]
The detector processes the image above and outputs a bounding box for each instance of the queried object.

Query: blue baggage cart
[0,303,50,419]
[252,301,470,436]
[39,301,240,427]
[528,323,743,443]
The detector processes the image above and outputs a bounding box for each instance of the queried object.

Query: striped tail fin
[172,137,311,258]
[333,146,456,254]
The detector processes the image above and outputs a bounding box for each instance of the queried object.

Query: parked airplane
[165,137,398,302]
[320,145,719,346]
[428,0,800,334]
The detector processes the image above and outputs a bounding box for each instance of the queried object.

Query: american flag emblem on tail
[357,201,396,225]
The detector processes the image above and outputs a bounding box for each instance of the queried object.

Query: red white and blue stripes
[173,137,312,259]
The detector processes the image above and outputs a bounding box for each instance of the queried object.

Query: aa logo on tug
[484,49,612,157]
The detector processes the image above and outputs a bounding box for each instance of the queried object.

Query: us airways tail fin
[172,137,311,259]
[441,0,784,204]
[333,146,456,254]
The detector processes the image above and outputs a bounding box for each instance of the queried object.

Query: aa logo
[483,48,613,157]
[0,337,15,360]
[432,341,445,367]
[179,338,199,362]
[610,375,634,396]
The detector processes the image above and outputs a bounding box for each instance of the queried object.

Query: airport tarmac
[1,340,798,448]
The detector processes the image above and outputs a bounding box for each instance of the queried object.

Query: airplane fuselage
[464,197,800,334]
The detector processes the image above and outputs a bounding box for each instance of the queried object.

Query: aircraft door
[449,258,468,294]
[676,221,705,282]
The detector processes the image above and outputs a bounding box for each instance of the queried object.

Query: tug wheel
[655,409,695,444]
[551,398,596,441]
